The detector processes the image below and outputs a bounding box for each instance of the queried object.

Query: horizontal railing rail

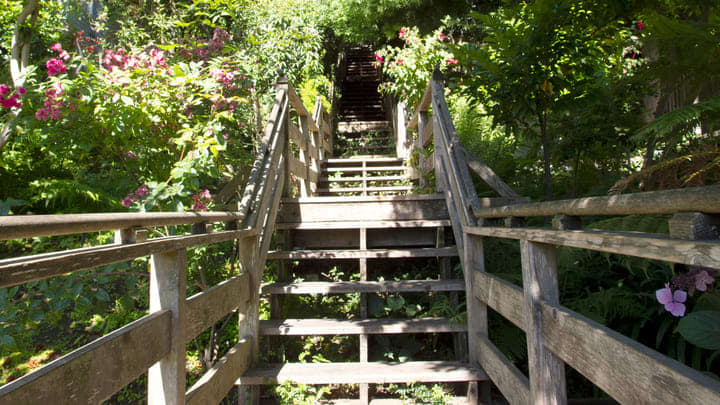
[408,67,720,404]
[0,74,322,404]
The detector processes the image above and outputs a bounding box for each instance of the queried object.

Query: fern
[28,179,124,213]
[637,97,720,139]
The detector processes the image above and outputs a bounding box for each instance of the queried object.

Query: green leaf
[96,288,111,302]
[0,334,16,349]
[677,311,720,350]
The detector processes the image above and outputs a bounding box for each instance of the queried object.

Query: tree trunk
[538,109,552,201]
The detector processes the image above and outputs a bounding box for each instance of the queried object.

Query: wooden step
[324,157,403,164]
[262,280,465,295]
[268,247,457,260]
[275,219,451,230]
[277,194,449,224]
[237,361,487,385]
[259,317,466,336]
[324,166,404,173]
[321,176,406,182]
[317,186,412,194]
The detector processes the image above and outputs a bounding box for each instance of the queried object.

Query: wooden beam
[473,185,720,219]
[184,273,250,343]
[0,211,246,241]
[463,226,720,270]
[472,271,526,330]
[521,240,566,404]
[148,249,187,404]
[185,340,252,405]
[286,83,320,132]
[539,301,720,404]
[259,317,466,335]
[407,83,433,130]
[0,228,257,288]
[238,361,487,385]
[267,247,457,260]
[421,120,433,147]
[0,311,171,404]
[476,335,530,405]
[460,144,520,199]
[262,280,466,295]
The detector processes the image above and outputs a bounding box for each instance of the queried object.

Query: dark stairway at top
[337,45,394,156]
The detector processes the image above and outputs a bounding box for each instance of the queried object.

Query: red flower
[636,20,644,30]
[438,33,446,41]
[375,54,383,63]
[446,58,459,65]
[399,28,407,38]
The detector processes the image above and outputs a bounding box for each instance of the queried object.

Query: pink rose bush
[0,83,24,109]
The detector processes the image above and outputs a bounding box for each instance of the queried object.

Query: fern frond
[610,151,720,193]
[637,96,720,139]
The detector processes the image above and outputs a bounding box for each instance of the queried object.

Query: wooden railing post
[463,233,491,404]
[148,249,187,405]
[395,101,409,159]
[417,111,429,187]
[276,76,291,198]
[520,239,567,404]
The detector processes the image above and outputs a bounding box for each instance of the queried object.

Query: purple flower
[121,193,135,207]
[656,284,687,317]
[695,270,715,292]
[0,84,9,96]
[135,184,149,197]
[35,108,50,120]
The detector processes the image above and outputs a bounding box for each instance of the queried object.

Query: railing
[407,67,720,404]
[0,75,322,404]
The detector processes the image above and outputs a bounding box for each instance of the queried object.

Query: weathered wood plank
[185,340,252,405]
[0,228,257,288]
[460,144,520,199]
[288,123,304,149]
[184,273,250,343]
[325,166,405,173]
[238,361,488,385]
[148,249,187,404]
[319,186,413,193]
[539,301,720,404]
[0,211,246,241]
[0,311,171,404]
[477,335,530,405]
[421,119,433,147]
[268,247,457,260]
[259,317,466,335]
[277,196,449,223]
[521,241,566,404]
[407,84,433,130]
[286,84,320,132]
[321,175,406,182]
[463,226,720,270]
[276,220,452,230]
[472,270,526,330]
[262,280,466,295]
[289,156,307,180]
[473,185,720,219]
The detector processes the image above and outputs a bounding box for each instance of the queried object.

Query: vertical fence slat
[148,249,187,405]
[464,233,491,404]
[521,240,567,405]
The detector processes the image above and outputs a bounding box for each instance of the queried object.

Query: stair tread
[259,317,466,336]
[268,247,457,260]
[281,193,443,203]
[238,361,487,385]
[262,280,465,294]
[318,186,412,193]
[321,176,407,182]
[324,157,403,164]
[325,166,404,172]
[275,219,451,230]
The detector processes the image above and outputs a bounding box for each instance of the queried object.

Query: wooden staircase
[338,46,394,156]
[319,157,413,196]
[240,194,487,402]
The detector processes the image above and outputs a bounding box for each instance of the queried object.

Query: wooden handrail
[473,184,720,219]
[0,74,325,405]
[409,68,720,404]
[0,211,246,241]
